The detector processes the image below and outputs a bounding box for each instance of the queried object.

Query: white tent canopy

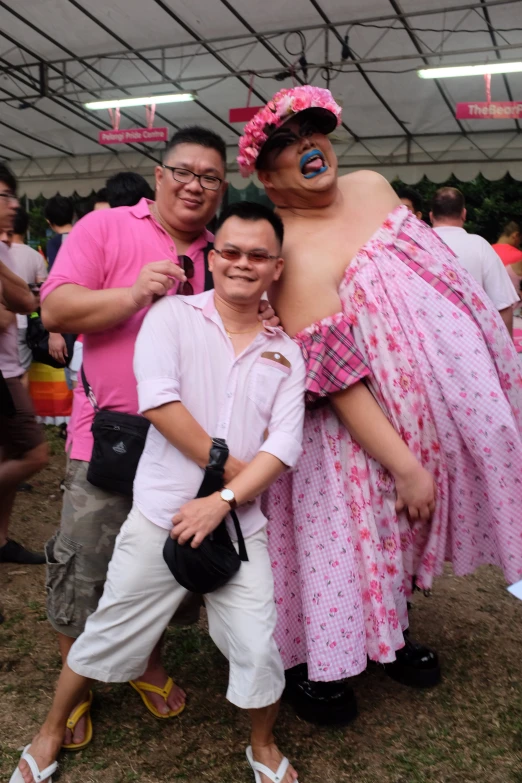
[2,0,522,196]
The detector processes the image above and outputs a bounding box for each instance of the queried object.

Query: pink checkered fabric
[396,241,473,318]
[296,315,370,403]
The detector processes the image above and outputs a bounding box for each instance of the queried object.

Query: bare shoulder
[339,169,394,191]
[339,170,399,212]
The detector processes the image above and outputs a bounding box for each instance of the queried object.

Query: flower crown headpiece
[237,85,342,177]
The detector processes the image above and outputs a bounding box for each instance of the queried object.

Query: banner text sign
[229,106,264,123]
[98,127,169,145]
[456,102,522,120]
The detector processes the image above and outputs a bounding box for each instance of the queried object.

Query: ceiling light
[85,93,195,110]
[419,62,522,79]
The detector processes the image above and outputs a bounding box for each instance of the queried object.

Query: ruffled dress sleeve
[295,313,371,403]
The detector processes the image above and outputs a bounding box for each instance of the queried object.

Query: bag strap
[203,241,214,292]
[81,365,100,412]
[229,510,248,562]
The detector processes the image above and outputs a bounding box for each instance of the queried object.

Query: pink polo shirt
[40,198,212,461]
[133,291,306,538]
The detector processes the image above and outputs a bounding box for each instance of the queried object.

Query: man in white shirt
[10,207,48,383]
[430,187,518,335]
[11,202,304,783]
[0,166,47,569]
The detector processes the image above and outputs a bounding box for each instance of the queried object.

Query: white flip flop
[9,745,58,783]
[246,745,298,783]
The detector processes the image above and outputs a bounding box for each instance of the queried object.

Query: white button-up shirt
[133,290,306,538]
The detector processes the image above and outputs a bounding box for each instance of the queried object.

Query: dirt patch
[1,427,522,782]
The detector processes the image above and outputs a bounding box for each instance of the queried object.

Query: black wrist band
[207,438,229,473]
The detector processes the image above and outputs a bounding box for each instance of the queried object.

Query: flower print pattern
[264,205,522,683]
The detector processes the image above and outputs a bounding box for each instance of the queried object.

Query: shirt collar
[130,197,154,219]
[185,290,281,337]
[433,225,466,233]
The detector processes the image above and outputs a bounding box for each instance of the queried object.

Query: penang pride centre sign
[98,127,168,145]
[456,101,522,120]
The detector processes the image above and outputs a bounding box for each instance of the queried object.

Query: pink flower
[472,292,486,311]
[379,642,391,656]
[382,536,397,554]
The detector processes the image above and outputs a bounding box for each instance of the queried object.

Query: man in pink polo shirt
[40,127,275,749]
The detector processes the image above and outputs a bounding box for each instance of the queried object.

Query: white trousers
[68,505,284,710]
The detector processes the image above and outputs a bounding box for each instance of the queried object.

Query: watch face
[221,489,234,502]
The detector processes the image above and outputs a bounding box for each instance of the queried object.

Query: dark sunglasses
[265,119,319,153]
[214,248,278,263]
[177,255,194,295]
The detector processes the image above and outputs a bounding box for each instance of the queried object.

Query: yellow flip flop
[62,690,93,751]
[129,676,185,719]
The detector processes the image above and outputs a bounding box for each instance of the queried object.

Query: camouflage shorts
[45,459,202,638]
[45,459,132,638]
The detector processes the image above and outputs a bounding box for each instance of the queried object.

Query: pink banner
[456,101,522,120]
[229,106,264,123]
[98,127,169,145]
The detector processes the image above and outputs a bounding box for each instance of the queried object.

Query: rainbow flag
[29,362,72,423]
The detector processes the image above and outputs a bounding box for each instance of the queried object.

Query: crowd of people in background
[3,84,522,783]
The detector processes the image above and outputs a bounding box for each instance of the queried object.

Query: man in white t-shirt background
[10,207,48,385]
[0,164,48,567]
[430,187,519,336]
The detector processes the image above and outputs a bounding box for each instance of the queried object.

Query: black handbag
[0,369,15,417]
[163,463,248,594]
[81,366,150,496]
[26,312,76,369]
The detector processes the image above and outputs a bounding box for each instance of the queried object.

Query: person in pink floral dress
[237,86,522,724]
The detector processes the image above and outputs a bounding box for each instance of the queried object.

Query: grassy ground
[1,427,522,782]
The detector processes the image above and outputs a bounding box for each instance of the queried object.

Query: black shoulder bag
[163,439,248,593]
[81,366,150,496]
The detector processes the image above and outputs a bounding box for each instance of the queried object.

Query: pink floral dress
[264,205,522,682]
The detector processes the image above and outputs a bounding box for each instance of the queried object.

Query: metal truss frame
[0,0,520,172]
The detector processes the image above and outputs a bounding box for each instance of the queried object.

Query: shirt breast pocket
[248,358,290,417]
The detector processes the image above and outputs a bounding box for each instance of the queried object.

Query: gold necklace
[225,325,261,337]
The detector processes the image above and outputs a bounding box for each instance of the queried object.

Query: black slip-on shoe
[384,634,441,688]
[0,539,46,565]
[283,664,358,726]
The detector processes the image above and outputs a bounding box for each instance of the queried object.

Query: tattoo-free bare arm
[499,306,513,337]
[42,283,142,333]
[330,381,436,520]
[0,261,35,314]
[144,401,245,483]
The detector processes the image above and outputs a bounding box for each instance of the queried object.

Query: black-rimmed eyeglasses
[0,192,18,203]
[162,165,223,191]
